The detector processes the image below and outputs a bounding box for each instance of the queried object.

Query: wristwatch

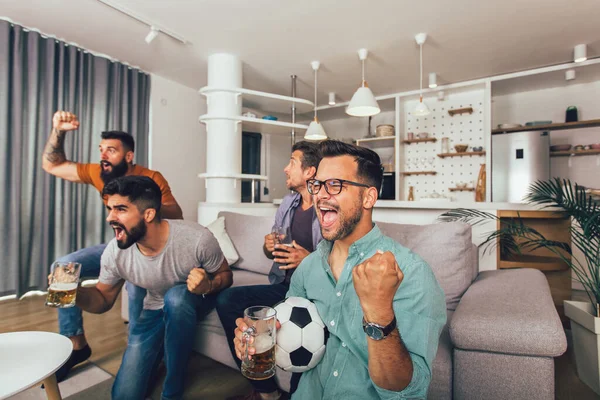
[362,316,397,340]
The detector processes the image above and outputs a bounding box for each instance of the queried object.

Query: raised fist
[53,111,80,132]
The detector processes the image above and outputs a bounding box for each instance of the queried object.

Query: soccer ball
[274,296,328,373]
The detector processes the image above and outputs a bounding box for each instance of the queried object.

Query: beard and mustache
[100,158,129,184]
[110,219,147,249]
[318,194,364,242]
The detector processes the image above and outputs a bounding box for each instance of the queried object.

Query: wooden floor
[1,294,598,400]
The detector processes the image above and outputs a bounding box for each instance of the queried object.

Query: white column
[205,54,242,203]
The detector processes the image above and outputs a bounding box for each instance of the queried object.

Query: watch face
[366,325,384,340]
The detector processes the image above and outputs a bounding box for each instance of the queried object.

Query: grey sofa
[123,211,567,399]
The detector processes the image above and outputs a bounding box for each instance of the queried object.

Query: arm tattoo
[44,128,67,164]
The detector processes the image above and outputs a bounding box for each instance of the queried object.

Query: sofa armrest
[449,268,567,357]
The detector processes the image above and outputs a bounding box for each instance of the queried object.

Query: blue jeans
[112,284,217,400]
[56,244,146,337]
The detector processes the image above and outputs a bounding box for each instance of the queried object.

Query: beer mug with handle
[46,262,82,308]
[242,306,277,380]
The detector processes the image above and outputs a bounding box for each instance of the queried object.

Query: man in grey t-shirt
[74,176,233,400]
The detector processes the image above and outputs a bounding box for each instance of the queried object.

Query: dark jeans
[216,284,301,394]
[112,284,217,400]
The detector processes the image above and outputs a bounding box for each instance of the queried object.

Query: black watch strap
[362,316,397,340]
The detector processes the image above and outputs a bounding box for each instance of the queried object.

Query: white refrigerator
[492,131,550,203]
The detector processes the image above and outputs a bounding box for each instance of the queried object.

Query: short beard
[100,158,129,184]
[323,193,364,242]
[114,219,147,249]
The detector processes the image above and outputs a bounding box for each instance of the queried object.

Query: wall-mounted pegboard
[401,89,486,200]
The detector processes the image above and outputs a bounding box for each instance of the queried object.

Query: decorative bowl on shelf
[242,112,257,118]
[590,144,600,150]
[417,132,429,139]
[454,144,468,153]
[262,115,278,121]
[525,120,552,126]
[550,144,572,151]
[376,124,394,137]
[498,123,522,129]
[573,144,584,151]
[472,146,483,152]
[456,182,467,189]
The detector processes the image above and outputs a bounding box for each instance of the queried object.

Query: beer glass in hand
[241,306,277,380]
[46,262,81,308]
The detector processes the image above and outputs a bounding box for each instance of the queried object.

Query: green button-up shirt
[287,225,447,399]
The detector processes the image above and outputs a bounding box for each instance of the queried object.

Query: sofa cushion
[219,211,274,275]
[206,216,240,266]
[377,221,476,310]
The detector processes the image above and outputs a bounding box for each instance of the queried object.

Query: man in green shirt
[234,140,446,399]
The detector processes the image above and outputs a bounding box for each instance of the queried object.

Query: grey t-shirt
[99,219,225,310]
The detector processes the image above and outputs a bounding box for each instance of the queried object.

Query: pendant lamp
[414,33,430,117]
[346,49,380,117]
[304,61,328,141]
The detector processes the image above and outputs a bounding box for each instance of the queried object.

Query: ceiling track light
[346,48,381,117]
[145,26,159,44]
[304,61,328,141]
[328,92,336,106]
[574,44,587,63]
[96,0,189,44]
[429,72,438,89]
[414,33,431,117]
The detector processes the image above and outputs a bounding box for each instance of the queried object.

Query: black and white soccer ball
[274,296,328,373]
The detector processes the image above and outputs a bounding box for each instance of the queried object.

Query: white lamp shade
[414,98,430,116]
[346,86,380,117]
[304,119,328,141]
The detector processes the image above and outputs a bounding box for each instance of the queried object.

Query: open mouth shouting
[111,223,127,242]
[100,160,113,171]
[317,202,339,229]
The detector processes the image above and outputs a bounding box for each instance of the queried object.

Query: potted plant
[439,178,600,394]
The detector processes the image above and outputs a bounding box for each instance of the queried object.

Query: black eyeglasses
[306,178,371,195]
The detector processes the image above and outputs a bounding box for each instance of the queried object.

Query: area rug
[8,363,112,400]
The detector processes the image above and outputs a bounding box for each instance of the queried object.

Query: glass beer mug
[241,306,277,380]
[46,262,82,308]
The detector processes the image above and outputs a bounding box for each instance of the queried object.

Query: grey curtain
[0,20,151,297]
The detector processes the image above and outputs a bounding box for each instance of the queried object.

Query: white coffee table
[0,331,73,400]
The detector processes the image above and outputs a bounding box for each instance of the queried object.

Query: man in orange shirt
[42,110,183,382]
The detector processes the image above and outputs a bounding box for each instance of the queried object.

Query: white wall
[150,74,207,221]
[492,80,600,188]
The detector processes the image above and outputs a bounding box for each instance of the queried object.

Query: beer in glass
[46,262,81,308]
[241,306,277,380]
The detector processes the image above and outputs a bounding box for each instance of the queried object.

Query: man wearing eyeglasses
[234,140,447,399]
[216,141,323,400]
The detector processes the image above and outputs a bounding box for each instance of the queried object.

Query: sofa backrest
[218,211,478,310]
[219,211,274,275]
[377,221,478,310]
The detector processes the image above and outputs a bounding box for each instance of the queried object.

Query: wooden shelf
[492,119,600,134]
[402,138,437,144]
[438,151,486,158]
[448,187,475,192]
[498,255,569,272]
[356,136,396,149]
[448,107,473,117]
[550,149,600,157]
[401,171,437,176]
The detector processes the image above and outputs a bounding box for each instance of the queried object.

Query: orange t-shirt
[76,163,177,206]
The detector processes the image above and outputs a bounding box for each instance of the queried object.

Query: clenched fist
[53,111,80,132]
[353,250,403,323]
[187,268,211,295]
